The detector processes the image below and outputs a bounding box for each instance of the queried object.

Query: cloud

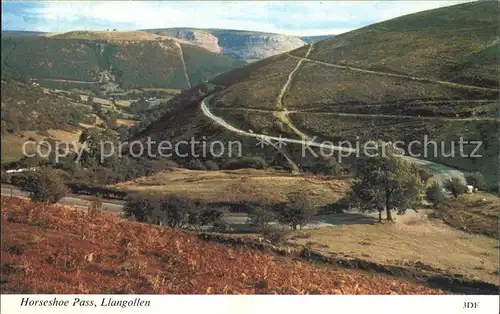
[2,1,473,36]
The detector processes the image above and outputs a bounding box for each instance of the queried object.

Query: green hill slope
[135,2,499,185]
[292,1,499,87]
[0,35,246,92]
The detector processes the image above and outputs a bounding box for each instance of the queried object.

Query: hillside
[300,35,334,43]
[292,1,499,88]
[0,33,246,92]
[0,80,93,163]
[1,31,47,37]
[0,197,445,294]
[135,1,499,185]
[45,30,189,43]
[144,28,307,62]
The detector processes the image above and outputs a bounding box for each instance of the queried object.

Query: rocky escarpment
[211,30,306,62]
[144,28,306,62]
[148,29,220,53]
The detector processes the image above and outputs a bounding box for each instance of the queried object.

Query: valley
[1,0,499,298]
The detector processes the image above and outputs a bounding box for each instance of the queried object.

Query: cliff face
[148,29,221,54]
[144,28,306,62]
[211,30,307,62]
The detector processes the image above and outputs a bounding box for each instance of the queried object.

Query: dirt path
[277,44,314,109]
[176,42,192,88]
[275,44,315,140]
[216,107,498,122]
[287,53,500,92]
[32,78,97,84]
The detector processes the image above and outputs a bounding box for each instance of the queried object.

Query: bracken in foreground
[1,197,444,294]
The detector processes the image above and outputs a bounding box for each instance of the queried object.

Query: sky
[2,1,473,36]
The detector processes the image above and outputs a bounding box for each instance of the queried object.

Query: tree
[274,192,317,230]
[79,128,119,166]
[443,177,467,198]
[78,129,89,144]
[158,196,194,228]
[247,203,275,232]
[123,193,160,222]
[426,182,445,208]
[351,154,424,222]
[465,172,485,190]
[213,217,229,232]
[21,168,68,204]
[418,169,433,184]
[92,103,102,114]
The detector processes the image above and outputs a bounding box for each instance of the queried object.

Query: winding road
[201,42,472,184]
[201,96,465,184]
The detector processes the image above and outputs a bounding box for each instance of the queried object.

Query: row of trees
[122,191,319,232]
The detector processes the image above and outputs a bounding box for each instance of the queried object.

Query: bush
[247,203,275,232]
[213,217,230,233]
[205,160,219,171]
[418,169,433,184]
[425,182,445,208]
[123,193,160,222]
[200,207,226,225]
[309,159,343,176]
[187,159,207,170]
[262,229,289,245]
[21,168,68,204]
[88,196,104,217]
[465,172,485,190]
[274,192,317,230]
[443,177,468,198]
[158,195,196,228]
[222,156,267,170]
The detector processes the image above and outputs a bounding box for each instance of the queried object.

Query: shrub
[274,192,317,230]
[204,160,219,171]
[443,177,468,198]
[88,196,104,217]
[200,207,226,225]
[309,159,343,176]
[222,156,267,170]
[213,217,230,233]
[247,203,275,232]
[262,229,289,245]
[187,159,207,170]
[465,172,485,190]
[158,195,195,228]
[123,193,160,222]
[425,182,445,208]
[418,169,433,184]
[21,168,68,204]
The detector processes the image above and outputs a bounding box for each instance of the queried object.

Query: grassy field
[1,129,82,163]
[112,168,351,205]
[430,192,499,239]
[288,208,499,285]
